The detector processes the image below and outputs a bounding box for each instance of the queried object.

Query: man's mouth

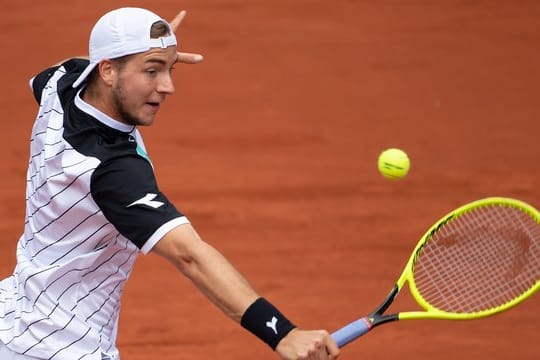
[146,102,160,110]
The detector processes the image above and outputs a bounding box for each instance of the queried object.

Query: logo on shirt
[266,316,278,334]
[127,193,164,209]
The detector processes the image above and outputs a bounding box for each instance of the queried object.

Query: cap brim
[72,62,98,88]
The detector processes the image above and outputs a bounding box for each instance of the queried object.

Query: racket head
[401,197,540,320]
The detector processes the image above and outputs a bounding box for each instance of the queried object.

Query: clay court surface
[1,0,539,359]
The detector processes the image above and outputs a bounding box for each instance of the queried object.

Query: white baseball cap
[72,7,177,88]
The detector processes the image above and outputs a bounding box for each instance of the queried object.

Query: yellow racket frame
[397,197,540,321]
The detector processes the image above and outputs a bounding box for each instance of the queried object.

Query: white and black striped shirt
[0,59,188,359]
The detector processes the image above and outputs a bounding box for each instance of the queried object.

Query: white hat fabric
[72,7,177,88]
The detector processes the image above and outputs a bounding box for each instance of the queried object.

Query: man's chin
[127,113,156,126]
[138,115,156,126]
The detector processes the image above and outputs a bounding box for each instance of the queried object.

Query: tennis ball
[377,148,410,180]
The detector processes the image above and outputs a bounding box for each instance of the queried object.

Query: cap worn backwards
[72,7,177,88]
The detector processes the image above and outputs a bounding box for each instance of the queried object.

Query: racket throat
[370,313,399,327]
[370,284,400,327]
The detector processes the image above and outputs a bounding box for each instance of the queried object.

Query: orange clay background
[1,1,539,359]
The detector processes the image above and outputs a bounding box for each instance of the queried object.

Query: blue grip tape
[331,318,372,348]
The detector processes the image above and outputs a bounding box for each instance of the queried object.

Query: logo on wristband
[266,316,278,334]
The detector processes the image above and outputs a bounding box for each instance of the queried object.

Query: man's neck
[76,89,135,132]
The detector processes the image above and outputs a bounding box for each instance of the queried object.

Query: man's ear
[98,60,115,86]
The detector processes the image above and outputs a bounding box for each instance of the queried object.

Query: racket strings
[412,204,540,314]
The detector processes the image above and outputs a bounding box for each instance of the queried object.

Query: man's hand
[276,329,340,360]
[169,10,204,64]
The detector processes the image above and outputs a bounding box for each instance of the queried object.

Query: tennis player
[0,7,339,360]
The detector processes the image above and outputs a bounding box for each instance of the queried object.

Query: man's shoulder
[31,58,89,103]
[60,58,90,75]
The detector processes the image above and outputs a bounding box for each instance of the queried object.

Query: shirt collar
[75,89,136,133]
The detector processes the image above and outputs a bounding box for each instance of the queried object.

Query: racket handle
[331,318,372,348]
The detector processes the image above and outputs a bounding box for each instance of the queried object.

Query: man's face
[110,46,178,126]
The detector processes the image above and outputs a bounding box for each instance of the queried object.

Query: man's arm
[151,223,339,359]
[168,10,204,64]
[152,223,258,320]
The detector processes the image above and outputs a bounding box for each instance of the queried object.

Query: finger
[313,342,327,360]
[177,52,204,64]
[169,10,186,32]
[324,335,340,359]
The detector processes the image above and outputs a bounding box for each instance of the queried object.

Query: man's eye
[146,69,157,76]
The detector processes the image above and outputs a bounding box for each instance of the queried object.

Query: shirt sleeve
[90,154,187,250]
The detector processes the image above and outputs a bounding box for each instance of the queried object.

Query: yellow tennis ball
[377,148,410,180]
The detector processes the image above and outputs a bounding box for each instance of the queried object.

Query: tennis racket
[332,197,540,347]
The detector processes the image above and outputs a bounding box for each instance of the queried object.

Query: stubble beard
[111,79,142,126]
